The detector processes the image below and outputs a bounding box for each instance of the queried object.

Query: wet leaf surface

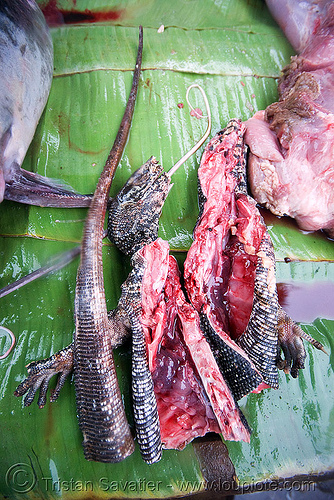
[0,0,333,498]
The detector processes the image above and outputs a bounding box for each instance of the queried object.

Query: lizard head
[108,156,171,256]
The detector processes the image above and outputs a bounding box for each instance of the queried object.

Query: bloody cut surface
[184,119,280,399]
[139,238,251,449]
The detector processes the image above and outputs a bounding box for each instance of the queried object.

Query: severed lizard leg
[276,305,327,378]
[13,311,131,409]
[14,344,74,408]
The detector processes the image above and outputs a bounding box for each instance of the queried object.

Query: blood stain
[41,0,124,27]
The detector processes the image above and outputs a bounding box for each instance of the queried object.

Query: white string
[185,84,210,119]
[0,326,15,359]
[168,84,211,177]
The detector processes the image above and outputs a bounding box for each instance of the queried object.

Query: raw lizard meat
[184,120,278,392]
[108,156,251,448]
[184,119,325,391]
[14,114,326,456]
[105,95,251,447]
[13,84,212,463]
[16,112,325,455]
[107,90,251,447]
[140,239,251,447]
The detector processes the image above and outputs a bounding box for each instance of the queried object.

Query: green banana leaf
[0,0,333,498]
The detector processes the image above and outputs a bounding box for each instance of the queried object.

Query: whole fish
[0,0,91,207]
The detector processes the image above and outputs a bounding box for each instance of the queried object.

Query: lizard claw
[276,332,306,378]
[14,344,74,407]
[276,306,327,378]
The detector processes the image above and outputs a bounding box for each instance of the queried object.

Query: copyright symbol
[5,463,37,493]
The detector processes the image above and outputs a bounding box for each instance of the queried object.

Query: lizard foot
[14,343,73,408]
[276,306,327,378]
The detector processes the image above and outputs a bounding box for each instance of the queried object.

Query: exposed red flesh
[184,120,281,396]
[184,123,266,345]
[139,238,251,449]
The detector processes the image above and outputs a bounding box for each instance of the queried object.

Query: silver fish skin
[0,0,53,201]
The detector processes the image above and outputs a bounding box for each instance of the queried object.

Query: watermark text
[5,463,317,495]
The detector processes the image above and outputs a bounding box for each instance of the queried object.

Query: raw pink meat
[184,120,279,398]
[139,238,251,449]
[246,1,334,237]
[265,0,330,53]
